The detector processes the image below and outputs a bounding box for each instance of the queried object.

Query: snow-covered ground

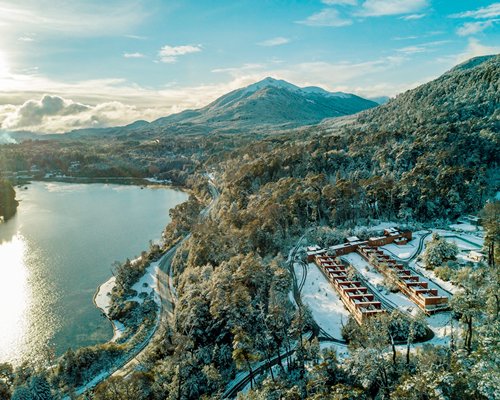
[410,262,458,295]
[354,221,400,232]
[342,253,416,311]
[424,312,455,346]
[94,276,125,341]
[449,223,482,232]
[410,229,485,292]
[294,262,350,339]
[95,276,116,314]
[443,237,482,251]
[320,341,350,360]
[381,243,414,259]
[143,177,172,184]
[430,229,484,248]
[129,261,161,306]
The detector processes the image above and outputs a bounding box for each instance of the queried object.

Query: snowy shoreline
[93,276,125,341]
[93,259,162,343]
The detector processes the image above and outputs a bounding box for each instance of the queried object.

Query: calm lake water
[0,181,187,365]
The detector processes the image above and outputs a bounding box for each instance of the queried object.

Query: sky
[0,0,498,133]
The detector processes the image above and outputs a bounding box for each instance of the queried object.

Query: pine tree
[422,233,459,269]
[29,376,53,400]
[11,386,31,400]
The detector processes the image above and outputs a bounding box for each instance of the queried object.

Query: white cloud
[396,40,450,55]
[321,0,358,5]
[211,63,265,73]
[456,20,498,36]
[1,95,88,129]
[356,0,428,17]
[397,45,427,54]
[450,3,500,19]
[297,9,352,27]
[158,45,202,63]
[456,38,500,63]
[124,34,148,40]
[401,13,426,20]
[0,95,169,133]
[18,36,35,42]
[124,52,145,58]
[257,37,290,47]
[393,35,419,40]
[0,1,147,37]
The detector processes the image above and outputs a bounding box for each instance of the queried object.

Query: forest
[0,56,498,399]
[0,180,18,221]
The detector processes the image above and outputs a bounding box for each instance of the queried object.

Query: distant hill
[368,96,390,105]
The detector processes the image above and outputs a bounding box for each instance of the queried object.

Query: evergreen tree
[29,376,53,400]
[11,386,31,400]
[422,233,459,269]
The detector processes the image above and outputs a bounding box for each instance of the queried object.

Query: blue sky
[0,0,498,132]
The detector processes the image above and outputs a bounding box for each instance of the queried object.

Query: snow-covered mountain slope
[147,77,377,135]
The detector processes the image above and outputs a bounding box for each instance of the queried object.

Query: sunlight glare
[0,234,30,362]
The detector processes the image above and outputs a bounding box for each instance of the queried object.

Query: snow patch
[297,262,350,339]
[449,223,481,232]
[144,177,172,184]
[343,253,416,311]
[129,261,161,306]
[320,342,350,360]
[94,276,125,341]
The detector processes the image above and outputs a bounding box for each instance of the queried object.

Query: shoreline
[8,175,186,192]
[93,259,162,344]
[92,276,125,342]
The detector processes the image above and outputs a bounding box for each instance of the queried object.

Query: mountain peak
[243,77,300,94]
[241,77,358,100]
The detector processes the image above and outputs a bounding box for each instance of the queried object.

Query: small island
[0,180,19,221]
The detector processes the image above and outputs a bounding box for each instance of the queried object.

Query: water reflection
[0,182,187,366]
[0,232,58,365]
[0,235,29,362]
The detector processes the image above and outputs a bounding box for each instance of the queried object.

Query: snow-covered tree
[422,233,459,269]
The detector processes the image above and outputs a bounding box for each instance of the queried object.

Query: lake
[0,181,187,365]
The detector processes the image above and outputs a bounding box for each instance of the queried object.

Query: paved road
[222,335,345,399]
[110,242,181,378]
[220,233,347,398]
